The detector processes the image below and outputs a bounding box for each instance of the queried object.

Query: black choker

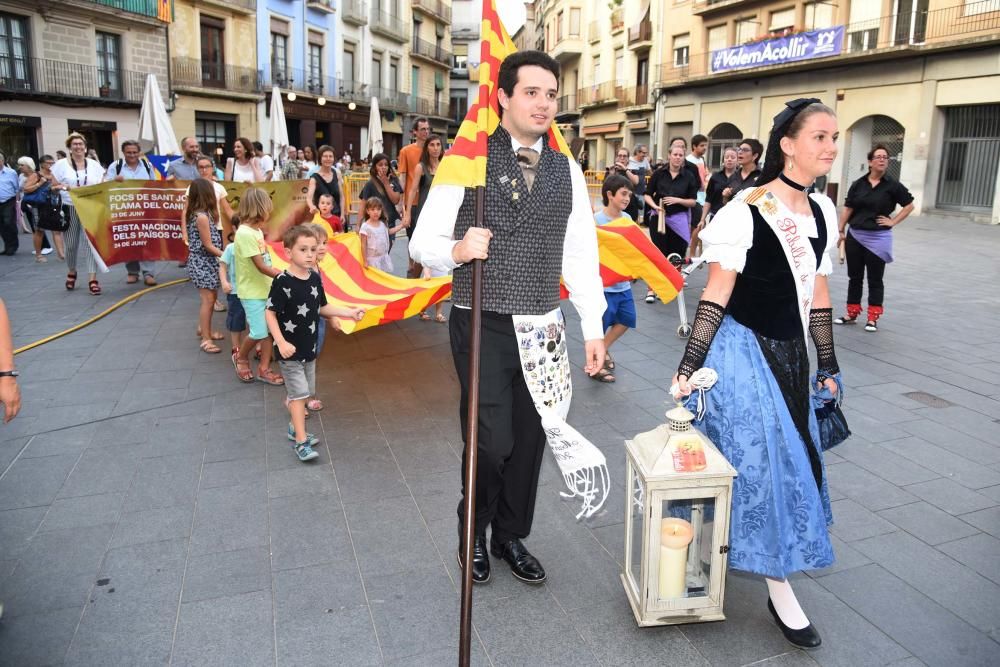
[779,172,813,192]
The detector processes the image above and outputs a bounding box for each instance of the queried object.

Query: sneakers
[833,315,857,325]
[292,441,319,462]
[287,423,319,447]
[864,321,878,332]
[645,292,656,304]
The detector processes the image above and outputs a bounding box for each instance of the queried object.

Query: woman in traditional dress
[672,99,842,649]
[834,145,914,332]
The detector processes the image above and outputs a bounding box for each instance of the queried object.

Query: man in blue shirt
[0,152,21,255]
[105,140,158,285]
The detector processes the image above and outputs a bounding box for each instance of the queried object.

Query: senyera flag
[267,233,452,334]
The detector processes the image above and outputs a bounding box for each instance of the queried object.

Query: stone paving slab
[0,214,998,665]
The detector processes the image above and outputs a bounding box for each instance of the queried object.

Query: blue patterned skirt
[690,316,834,579]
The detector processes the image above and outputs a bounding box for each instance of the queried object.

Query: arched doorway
[843,115,905,189]
[707,122,742,171]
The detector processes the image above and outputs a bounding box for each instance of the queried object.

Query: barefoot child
[266,225,364,461]
[592,174,637,383]
[186,178,225,353]
[359,197,402,273]
[218,215,247,356]
[232,188,283,385]
[312,193,343,236]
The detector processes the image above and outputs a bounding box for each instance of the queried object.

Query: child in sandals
[266,224,364,461]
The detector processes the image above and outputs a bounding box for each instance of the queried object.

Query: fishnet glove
[677,301,726,379]
[809,308,840,376]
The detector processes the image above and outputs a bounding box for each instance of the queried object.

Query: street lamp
[348,102,357,111]
[287,91,297,102]
[317,97,326,106]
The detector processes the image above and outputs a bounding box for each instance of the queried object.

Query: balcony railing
[411,36,452,63]
[556,93,578,115]
[263,67,371,105]
[371,10,409,43]
[629,19,652,46]
[370,85,410,112]
[656,1,1000,88]
[412,0,452,24]
[342,0,368,26]
[0,57,145,104]
[577,80,621,108]
[88,0,174,21]
[617,84,650,109]
[197,0,255,12]
[412,97,450,118]
[172,57,261,95]
[451,23,480,40]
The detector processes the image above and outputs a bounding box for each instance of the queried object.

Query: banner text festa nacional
[711,26,845,73]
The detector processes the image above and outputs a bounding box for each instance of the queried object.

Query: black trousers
[648,214,688,259]
[450,307,547,544]
[0,198,17,253]
[845,232,886,307]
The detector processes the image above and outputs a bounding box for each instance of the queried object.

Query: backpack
[114,157,155,179]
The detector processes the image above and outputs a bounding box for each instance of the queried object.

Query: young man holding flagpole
[410,49,607,586]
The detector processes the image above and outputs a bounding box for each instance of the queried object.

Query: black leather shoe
[768,598,821,649]
[457,535,490,584]
[490,538,546,583]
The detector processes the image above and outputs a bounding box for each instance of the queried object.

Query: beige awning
[582,122,621,136]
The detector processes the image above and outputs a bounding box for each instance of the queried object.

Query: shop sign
[0,114,41,127]
[711,26,845,73]
[69,119,118,131]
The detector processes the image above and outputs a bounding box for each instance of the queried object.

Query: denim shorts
[241,298,268,340]
[279,359,316,401]
[602,290,637,331]
[226,293,247,332]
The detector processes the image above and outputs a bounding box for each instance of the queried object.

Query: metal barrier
[343,174,370,228]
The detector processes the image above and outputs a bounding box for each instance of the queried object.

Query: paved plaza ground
[0,212,998,666]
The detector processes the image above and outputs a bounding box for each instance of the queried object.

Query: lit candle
[658,517,694,600]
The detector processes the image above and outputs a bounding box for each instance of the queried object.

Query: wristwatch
[0,370,19,378]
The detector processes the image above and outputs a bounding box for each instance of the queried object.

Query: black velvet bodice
[727,197,827,340]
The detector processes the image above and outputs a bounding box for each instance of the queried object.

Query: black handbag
[812,373,850,451]
[36,191,69,232]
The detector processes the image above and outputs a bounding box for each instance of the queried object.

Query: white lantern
[621,403,738,626]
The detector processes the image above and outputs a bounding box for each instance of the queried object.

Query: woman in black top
[359,153,403,246]
[723,138,763,204]
[693,146,739,258]
[643,145,698,302]
[306,145,342,217]
[834,145,914,332]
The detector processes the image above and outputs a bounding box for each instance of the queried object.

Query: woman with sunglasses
[834,145,914,332]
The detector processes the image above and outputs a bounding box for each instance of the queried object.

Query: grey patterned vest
[452,126,573,314]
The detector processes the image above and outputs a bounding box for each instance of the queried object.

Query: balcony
[611,8,624,33]
[0,57,145,105]
[306,0,335,13]
[411,36,452,66]
[556,93,579,117]
[50,0,172,24]
[412,0,452,24]
[577,80,620,109]
[370,85,410,112]
[342,0,368,26]
[617,84,651,110]
[263,67,370,105]
[550,32,584,62]
[451,23,480,40]
[172,57,262,96]
[196,0,255,13]
[628,18,653,48]
[371,10,409,43]
[655,1,1000,89]
[412,97,450,119]
[691,0,760,16]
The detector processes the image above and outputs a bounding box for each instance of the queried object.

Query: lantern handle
[669,367,718,420]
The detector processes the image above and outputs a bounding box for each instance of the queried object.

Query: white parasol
[269,86,290,176]
[366,96,383,158]
[137,74,179,155]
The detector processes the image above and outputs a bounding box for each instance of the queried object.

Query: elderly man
[105,140,158,285]
[280,145,302,182]
[166,137,200,181]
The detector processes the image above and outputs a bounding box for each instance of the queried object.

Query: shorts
[602,290,637,331]
[241,298,268,340]
[226,293,247,332]
[279,359,316,401]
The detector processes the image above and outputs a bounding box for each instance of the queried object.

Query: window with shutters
[768,7,795,36]
[96,32,121,94]
[673,33,689,68]
[707,24,727,52]
[804,1,834,30]
[736,17,756,44]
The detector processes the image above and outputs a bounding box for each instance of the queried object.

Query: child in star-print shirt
[266,225,364,462]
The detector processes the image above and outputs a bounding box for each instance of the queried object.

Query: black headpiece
[771,98,821,136]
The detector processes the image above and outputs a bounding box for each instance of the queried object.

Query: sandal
[88,280,101,296]
[435,314,447,323]
[591,367,616,383]
[604,352,615,371]
[213,300,227,312]
[35,256,47,263]
[199,340,221,354]
[233,352,254,383]
[65,271,77,290]
[833,315,857,325]
[143,275,157,286]
[419,312,431,321]
[865,321,878,332]
[306,399,323,412]
[126,274,139,284]
[256,368,284,386]
[195,329,226,340]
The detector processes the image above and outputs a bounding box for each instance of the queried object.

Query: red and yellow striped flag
[157,0,173,22]
[267,234,452,335]
[587,218,684,303]
[433,0,570,188]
